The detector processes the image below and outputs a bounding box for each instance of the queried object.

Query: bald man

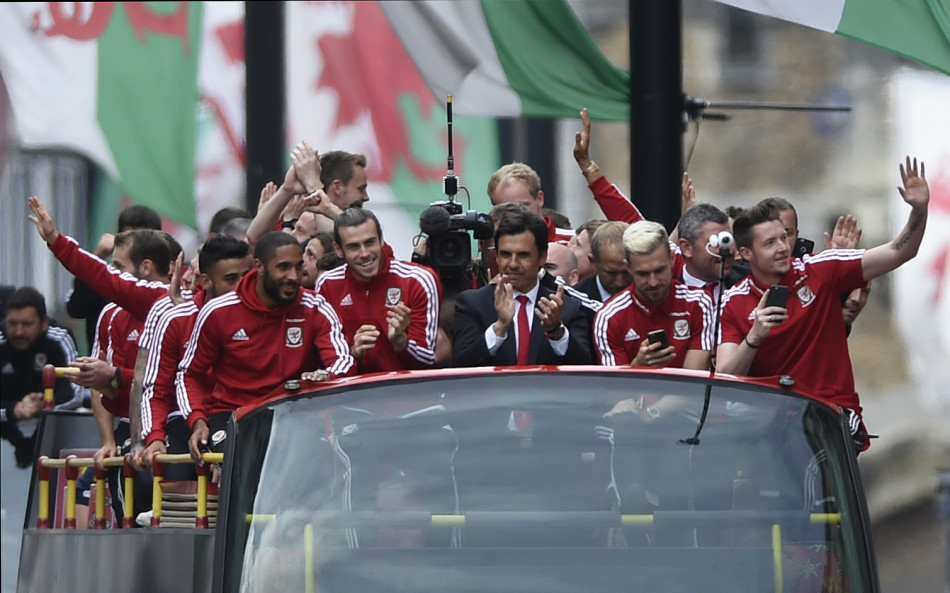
[544,242,580,286]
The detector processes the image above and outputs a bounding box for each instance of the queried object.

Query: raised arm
[246,144,312,248]
[861,156,929,281]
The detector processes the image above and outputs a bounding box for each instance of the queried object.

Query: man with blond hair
[593,220,714,370]
[488,162,574,244]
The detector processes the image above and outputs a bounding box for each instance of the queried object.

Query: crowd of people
[0,108,928,527]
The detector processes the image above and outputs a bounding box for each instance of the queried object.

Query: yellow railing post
[196,461,209,529]
[772,523,784,593]
[37,457,51,528]
[121,456,136,528]
[150,455,165,528]
[63,455,78,529]
[93,465,108,529]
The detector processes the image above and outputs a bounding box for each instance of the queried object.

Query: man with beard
[179,231,355,460]
[593,221,714,370]
[716,157,930,451]
[1,286,83,467]
[316,208,441,373]
[135,235,253,473]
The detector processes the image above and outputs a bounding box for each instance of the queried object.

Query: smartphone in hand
[765,285,790,309]
[792,237,815,258]
[647,329,669,349]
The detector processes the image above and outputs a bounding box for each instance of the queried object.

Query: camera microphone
[706,231,735,257]
[443,95,459,198]
[419,205,452,236]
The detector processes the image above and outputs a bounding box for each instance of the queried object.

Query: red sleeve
[49,234,167,321]
[312,296,357,378]
[178,309,221,428]
[91,304,116,360]
[400,267,441,368]
[143,317,187,446]
[593,305,631,366]
[589,176,645,224]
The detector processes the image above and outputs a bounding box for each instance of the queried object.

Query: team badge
[211,430,227,445]
[673,319,690,339]
[797,285,815,306]
[286,326,303,348]
[33,353,48,371]
[386,287,402,306]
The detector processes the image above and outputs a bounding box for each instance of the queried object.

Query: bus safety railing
[35,365,223,530]
[36,452,223,530]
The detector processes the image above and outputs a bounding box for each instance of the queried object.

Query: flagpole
[629,0,683,233]
[245,1,286,216]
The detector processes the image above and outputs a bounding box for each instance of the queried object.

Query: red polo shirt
[719,249,865,414]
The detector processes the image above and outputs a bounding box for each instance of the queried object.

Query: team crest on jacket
[386,287,402,306]
[32,353,48,371]
[796,284,816,306]
[673,319,690,339]
[286,326,303,348]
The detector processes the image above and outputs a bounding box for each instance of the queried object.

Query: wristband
[582,161,599,176]
[744,335,760,349]
[109,367,122,390]
[281,219,298,230]
[545,324,566,341]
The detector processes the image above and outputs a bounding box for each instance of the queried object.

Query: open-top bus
[19,365,877,593]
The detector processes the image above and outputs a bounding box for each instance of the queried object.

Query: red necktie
[516,295,530,365]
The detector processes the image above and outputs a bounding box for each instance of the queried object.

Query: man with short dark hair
[179,231,355,461]
[67,203,163,353]
[316,208,442,373]
[137,235,252,470]
[320,150,369,210]
[717,157,930,451]
[1,286,83,467]
[208,206,252,239]
[674,202,737,300]
[452,206,592,367]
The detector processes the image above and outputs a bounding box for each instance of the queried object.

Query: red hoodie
[178,270,355,426]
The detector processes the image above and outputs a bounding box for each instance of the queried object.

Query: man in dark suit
[452,206,593,367]
[573,220,633,306]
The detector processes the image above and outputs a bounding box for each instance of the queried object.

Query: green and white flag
[0,2,203,228]
[379,0,631,121]
[710,0,950,76]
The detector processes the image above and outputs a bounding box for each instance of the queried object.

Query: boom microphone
[419,205,452,236]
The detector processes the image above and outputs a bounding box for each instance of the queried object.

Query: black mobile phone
[765,285,789,309]
[647,329,669,349]
[793,237,815,258]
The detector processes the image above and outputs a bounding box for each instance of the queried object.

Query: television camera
[413,96,493,298]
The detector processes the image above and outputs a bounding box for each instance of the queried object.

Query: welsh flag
[379,0,631,120]
[710,0,950,76]
[0,2,202,228]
